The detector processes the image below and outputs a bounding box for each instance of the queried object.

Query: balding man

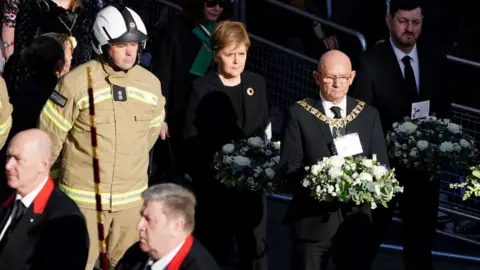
[116,183,220,270]
[279,50,389,270]
[0,129,89,270]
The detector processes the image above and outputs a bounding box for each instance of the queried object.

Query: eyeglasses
[318,72,351,84]
[205,0,226,8]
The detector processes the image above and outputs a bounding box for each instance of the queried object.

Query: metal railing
[129,0,480,262]
[447,55,480,69]
[265,0,367,52]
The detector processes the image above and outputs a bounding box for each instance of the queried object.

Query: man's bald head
[6,129,53,196]
[9,129,52,162]
[318,50,352,73]
[313,50,356,105]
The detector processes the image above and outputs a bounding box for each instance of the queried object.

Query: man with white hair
[116,183,220,270]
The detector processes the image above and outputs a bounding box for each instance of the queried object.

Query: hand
[160,122,169,140]
[323,35,339,50]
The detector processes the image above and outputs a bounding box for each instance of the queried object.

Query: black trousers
[291,205,373,270]
[194,184,268,270]
[370,171,440,270]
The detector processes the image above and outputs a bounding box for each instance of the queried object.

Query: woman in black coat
[183,21,269,270]
[150,0,232,177]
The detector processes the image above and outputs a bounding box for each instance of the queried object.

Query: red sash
[167,235,194,270]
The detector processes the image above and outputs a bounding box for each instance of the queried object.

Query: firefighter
[0,77,12,150]
[38,4,167,269]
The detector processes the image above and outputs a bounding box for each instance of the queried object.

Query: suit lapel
[382,42,407,95]
[312,98,334,145]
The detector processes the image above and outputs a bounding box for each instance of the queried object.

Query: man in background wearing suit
[116,183,220,270]
[0,129,89,270]
[350,1,449,269]
[280,50,389,270]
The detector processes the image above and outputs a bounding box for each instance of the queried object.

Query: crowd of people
[0,0,463,270]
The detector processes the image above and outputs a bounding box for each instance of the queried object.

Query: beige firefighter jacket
[0,77,12,150]
[39,59,165,211]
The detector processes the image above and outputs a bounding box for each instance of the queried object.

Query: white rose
[302,180,311,187]
[447,123,461,134]
[370,202,377,209]
[372,165,387,179]
[416,140,429,151]
[359,172,373,182]
[265,150,272,156]
[361,159,373,168]
[392,122,399,129]
[409,150,417,158]
[272,156,280,163]
[311,164,322,175]
[222,143,235,154]
[439,142,454,152]
[460,139,471,148]
[395,151,402,157]
[233,156,251,166]
[399,122,417,134]
[273,141,281,150]
[328,167,343,178]
[247,137,264,148]
[328,156,345,168]
[265,168,275,179]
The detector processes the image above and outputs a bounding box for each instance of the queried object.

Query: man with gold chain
[279,50,389,270]
[38,4,167,270]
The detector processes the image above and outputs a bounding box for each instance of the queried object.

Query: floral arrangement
[302,155,403,209]
[450,166,480,200]
[213,137,281,193]
[385,116,476,174]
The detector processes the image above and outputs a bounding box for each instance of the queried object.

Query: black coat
[182,70,270,182]
[350,41,451,133]
[0,178,89,270]
[115,239,220,270]
[280,96,388,241]
[152,14,203,138]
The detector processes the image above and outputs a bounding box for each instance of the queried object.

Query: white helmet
[92,4,148,55]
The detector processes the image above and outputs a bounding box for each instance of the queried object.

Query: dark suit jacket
[152,13,203,138]
[182,70,270,184]
[115,239,221,270]
[350,41,450,133]
[0,177,89,270]
[280,96,389,241]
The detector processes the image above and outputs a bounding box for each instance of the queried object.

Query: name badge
[113,85,127,102]
[411,100,430,120]
[334,133,363,158]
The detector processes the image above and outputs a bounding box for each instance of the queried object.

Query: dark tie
[330,106,345,138]
[401,56,420,102]
[0,200,26,253]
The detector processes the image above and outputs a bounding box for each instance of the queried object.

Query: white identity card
[411,100,430,120]
[334,133,364,158]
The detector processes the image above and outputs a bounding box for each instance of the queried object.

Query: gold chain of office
[297,99,365,128]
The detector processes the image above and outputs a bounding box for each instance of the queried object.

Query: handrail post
[265,0,367,52]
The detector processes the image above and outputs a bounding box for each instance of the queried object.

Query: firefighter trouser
[80,206,140,270]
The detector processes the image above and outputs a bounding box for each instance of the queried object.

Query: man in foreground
[0,129,89,270]
[280,50,388,270]
[116,183,220,270]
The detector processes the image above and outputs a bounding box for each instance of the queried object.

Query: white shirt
[390,37,420,91]
[0,176,48,241]
[144,240,185,270]
[320,94,347,135]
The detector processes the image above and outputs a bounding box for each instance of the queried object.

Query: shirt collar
[319,93,347,115]
[146,239,186,270]
[390,37,418,64]
[15,176,49,208]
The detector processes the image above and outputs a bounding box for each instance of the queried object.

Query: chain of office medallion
[297,99,365,128]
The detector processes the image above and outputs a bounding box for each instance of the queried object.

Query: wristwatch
[3,41,14,48]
